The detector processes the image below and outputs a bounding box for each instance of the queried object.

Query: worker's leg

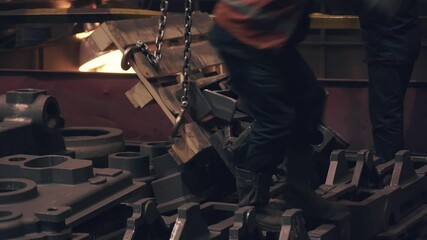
[357,0,420,162]
[368,62,414,162]
[274,48,347,219]
[209,23,298,231]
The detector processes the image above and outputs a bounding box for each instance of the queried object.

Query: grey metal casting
[0,89,66,157]
[0,154,146,239]
[61,126,125,167]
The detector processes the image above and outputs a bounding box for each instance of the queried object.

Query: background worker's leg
[356,0,420,163]
[368,62,414,162]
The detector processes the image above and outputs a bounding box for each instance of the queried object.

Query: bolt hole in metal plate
[140,141,171,161]
[8,157,26,162]
[0,179,38,204]
[23,156,67,168]
[0,209,21,222]
[44,101,60,129]
[311,129,325,146]
[0,211,12,217]
[0,181,27,193]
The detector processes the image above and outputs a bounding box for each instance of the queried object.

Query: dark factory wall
[0,71,172,141]
[1,71,427,154]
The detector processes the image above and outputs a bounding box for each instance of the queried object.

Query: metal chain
[154,0,168,61]
[121,0,168,70]
[180,0,193,111]
[135,40,158,68]
[121,0,193,139]
[171,0,193,139]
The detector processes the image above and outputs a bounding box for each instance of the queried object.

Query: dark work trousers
[368,62,414,163]
[209,24,325,173]
[357,0,421,162]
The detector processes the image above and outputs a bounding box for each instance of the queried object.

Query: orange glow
[79,50,136,74]
[53,1,72,8]
[74,30,94,40]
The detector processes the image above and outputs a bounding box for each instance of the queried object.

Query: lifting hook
[121,43,159,71]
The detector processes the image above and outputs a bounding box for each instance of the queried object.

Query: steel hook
[170,109,186,141]
[121,45,140,70]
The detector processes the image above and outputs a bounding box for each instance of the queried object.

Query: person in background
[356,0,421,163]
[209,0,344,231]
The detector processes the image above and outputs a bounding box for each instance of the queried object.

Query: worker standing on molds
[209,0,345,231]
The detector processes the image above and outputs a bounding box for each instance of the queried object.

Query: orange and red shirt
[213,0,311,50]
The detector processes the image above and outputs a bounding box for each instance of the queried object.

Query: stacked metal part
[0,89,145,239]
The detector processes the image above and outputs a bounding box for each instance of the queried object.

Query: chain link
[121,0,168,70]
[171,0,193,139]
[180,0,193,110]
[154,0,168,61]
[120,0,193,139]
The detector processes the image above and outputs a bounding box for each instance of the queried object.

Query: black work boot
[235,167,283,232]
[281,147,348,219]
